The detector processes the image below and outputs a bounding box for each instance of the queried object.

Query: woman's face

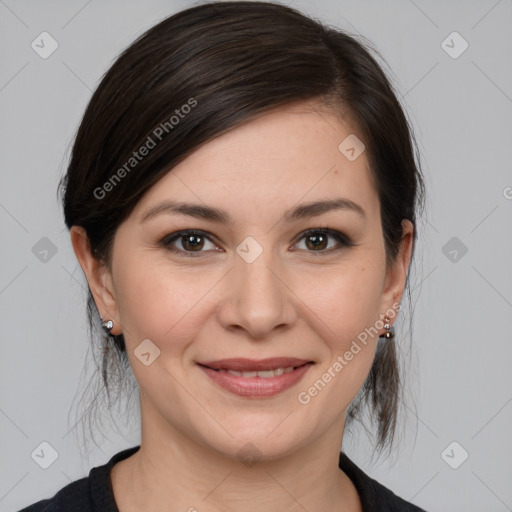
[78,102,413,460]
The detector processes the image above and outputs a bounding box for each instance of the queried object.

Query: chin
[195,414,313,464]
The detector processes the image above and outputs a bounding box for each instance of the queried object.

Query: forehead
[132,103,380,225]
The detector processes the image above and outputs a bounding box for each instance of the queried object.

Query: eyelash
[160,228,355,258]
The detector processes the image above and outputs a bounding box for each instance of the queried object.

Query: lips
[197,357,314,397]
[197,357,312,372]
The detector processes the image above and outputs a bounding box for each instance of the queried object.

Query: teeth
[221,366,295,378]
[227,370,258,377]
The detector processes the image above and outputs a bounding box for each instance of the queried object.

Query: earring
[101,319,114,335]
[380,316,395,340]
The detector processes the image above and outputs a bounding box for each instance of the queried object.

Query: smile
[216,366,296,378]
[197,358,314,397]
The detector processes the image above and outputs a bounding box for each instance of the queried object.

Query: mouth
[197,357,314,397]
[197,357,313,374]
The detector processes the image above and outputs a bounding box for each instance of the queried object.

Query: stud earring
[101,319,114,335]
[380,316,395,340]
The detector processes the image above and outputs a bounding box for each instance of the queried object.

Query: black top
[18,445,426,511]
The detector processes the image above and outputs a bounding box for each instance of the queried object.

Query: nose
[216,249,297,339]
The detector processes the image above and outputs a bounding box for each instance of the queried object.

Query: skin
[71,101,413,512]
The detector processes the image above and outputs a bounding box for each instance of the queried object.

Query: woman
[19,1,426,510]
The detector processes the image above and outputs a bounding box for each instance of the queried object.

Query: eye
[292,228,354,255]
[162,229,220,257]
[161,227,355,258]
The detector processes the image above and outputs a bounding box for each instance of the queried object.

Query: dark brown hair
[59,1,425,455]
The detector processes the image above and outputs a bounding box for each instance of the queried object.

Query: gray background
[1,0,511,511]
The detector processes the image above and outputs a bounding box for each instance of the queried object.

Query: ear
[378,219,414,329]
[70,226,122,335]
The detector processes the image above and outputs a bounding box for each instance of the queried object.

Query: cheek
[113,253,222,349]
[294,257,384,397]
[293,268,383,418]
[112,255,223,399]
[303,259,384,343]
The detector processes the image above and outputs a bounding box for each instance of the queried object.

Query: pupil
[184,235,202,250]
[308,234,326,250]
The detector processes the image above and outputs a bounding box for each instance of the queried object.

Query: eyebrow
[140,197,366,224]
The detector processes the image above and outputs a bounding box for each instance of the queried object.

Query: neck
[111,397,362,512]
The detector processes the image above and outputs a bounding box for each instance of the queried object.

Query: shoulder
[16,477,91,512]
[16,446,141,512]
[339,452,428,512]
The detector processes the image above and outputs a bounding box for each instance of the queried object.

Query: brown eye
[181,233,204,251]
[294,228,354,254]
[162,230,218,257]
[305,233,328,250]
